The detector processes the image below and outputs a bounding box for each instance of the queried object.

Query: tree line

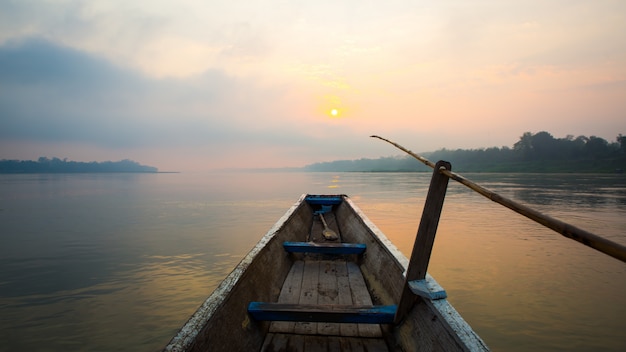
[0,157,158,173]
[304,132,626,173]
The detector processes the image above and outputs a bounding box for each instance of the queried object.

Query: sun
[330,109,339,117]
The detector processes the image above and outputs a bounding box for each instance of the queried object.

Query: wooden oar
[319,213,338,241]
[371,135,626,263]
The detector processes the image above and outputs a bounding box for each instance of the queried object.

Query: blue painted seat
[283,241,366,255]
[247,302,396,324]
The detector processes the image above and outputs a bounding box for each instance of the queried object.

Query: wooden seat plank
[269,260,304,334]
[261,333,288,351]
[294,260,320,334]
[283,242,366,255]
[262,334,389,352]
[260,255,390,349]
[336,260,359,336]
[318,261,340,335]
[341,337,389,352]
[340,337,365,352]
[248,303,396,324]
[304,335,327,352]
[347,262,384,337]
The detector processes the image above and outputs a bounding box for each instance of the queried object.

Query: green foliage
[305,131,626,173]
[0,157,158,173]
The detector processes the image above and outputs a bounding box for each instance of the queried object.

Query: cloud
[0,38,376,169]
[0,39,266,146]
[1,1,625,170]
[1,40,156,145]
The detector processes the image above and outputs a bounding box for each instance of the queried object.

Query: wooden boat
[164,137,626,352]
[163,194,488,351]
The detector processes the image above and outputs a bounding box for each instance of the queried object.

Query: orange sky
[1,1,625,171]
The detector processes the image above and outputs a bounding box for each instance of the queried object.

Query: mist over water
[0,172,624,351]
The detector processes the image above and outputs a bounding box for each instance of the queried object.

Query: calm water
[0,172,625,351]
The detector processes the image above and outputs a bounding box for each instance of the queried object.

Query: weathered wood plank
[304,195,343,205]
[360,337,389,352]
[262,334,388,352]
[335,199,406,306]
[286,333,305,352]
[304,335,326,352]
[169,193,488,352]
[363,339,389,352]
[408,278,447,300]
[338,336,389,352]
[396,160,451,323]
[265,260,388,337]
[261,333,288,351]
[248,303,396,324]
[283,242,366,255]
[327,336,341,351]
[336,261,359,337]
[346,262,383,337]
[318,260,340,335]
[294,260,319,334]
[270,260,304,334]
[340,337,364,352]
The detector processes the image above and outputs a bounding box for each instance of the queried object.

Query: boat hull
[163,194,487,351]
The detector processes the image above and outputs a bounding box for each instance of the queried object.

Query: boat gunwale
[163,194,308,352]
[164,194,489,351]
[343,196,489,351]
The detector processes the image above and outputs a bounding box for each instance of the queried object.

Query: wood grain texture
[396,160,451,323]
[165,194,488,352]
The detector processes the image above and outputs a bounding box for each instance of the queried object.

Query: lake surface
[0,171,625,351]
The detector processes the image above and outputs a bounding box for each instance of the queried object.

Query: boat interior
[165,194,487,352]
[252,196,391,351]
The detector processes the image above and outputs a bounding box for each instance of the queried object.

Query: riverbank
[303,156,626,173]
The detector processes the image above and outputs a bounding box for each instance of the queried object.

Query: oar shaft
[319,213,329,229]
[371,135,626,263]
[370,135,435,168]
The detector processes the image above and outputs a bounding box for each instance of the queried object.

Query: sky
[1,0,625,171]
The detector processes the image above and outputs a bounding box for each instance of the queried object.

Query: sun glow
[330,108,339,117]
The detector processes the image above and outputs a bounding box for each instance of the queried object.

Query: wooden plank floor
[262,259,389,352]
[261,333,389,352]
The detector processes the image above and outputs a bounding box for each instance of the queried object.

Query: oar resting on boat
[164,135,624,352]
[163,194,488,352]
[370,134,626,263]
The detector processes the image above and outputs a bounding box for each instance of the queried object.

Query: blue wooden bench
[283,241,366,255]
[247,302,397,324]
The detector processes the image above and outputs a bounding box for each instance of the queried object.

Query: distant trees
[304,156,421,172]
[305,131,626,173]
[618,134,626,154]
[508,131,621,161]
[0,157,158,173]
[513,132,533,160]
[431,131,625,172]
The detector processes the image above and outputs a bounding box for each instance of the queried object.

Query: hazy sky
[1,1,625,171]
